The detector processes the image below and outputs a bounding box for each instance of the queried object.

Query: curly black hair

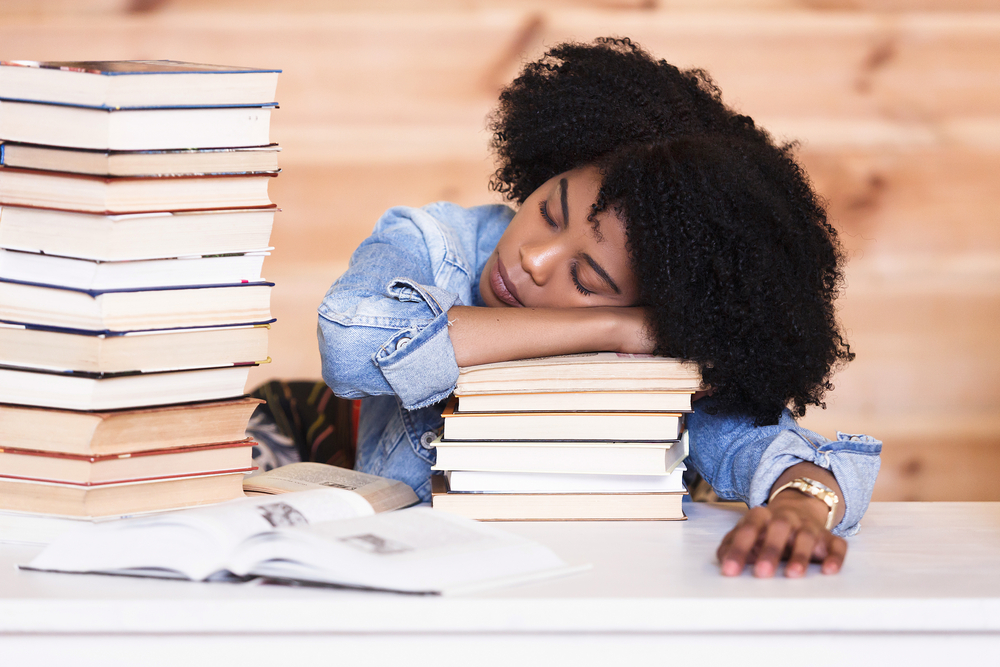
[489,37,853,425]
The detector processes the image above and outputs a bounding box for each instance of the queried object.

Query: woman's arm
[446,304,653,367]
[686,397,882,577]
[716,461,847,578]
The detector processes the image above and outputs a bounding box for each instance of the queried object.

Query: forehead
[558,167,624,245]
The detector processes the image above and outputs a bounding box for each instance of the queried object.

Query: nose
[520,237,565,286]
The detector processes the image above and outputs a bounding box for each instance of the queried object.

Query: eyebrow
[582,253,621,295]
[560,177,620,295]
[560,177,569,230]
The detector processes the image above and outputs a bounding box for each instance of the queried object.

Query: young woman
[276,38,880,578]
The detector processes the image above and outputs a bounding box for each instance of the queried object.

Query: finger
[715,510,760,561]
[784,528,818,578]
[718,509,769,576]
[820,535,848,575]
[752,518,793,578]
[716,530,734,562]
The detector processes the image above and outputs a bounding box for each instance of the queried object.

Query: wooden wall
[2,1,998,500]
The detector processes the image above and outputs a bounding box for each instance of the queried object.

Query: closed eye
[570,262,594,296]
[539,200,559,229]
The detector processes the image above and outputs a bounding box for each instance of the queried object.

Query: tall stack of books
[0,60,281,538]
[429,353,703,521]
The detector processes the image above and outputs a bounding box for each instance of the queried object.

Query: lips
[490,256,523,307]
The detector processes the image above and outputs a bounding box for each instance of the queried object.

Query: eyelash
[539,200,558,229]
[570,263,594,296]
[540,200,592,296]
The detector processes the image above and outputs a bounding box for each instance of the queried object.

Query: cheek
[478,255,500,307]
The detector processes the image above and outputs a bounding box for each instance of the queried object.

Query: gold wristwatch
[768,477,840,531]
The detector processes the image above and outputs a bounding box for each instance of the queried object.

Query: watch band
[768,477,840,531]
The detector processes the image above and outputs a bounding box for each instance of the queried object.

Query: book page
[228,507,572,594]
[27,488,374,581]
[243,462,419,513]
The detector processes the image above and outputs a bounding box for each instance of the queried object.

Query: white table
[2,502,999,666]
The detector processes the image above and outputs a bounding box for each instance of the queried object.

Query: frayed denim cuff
[372,278,462,410]
[749,431,883,537]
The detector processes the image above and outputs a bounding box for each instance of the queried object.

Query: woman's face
[480,166,640,310]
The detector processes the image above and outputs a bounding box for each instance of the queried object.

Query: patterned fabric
[246,380,358,473]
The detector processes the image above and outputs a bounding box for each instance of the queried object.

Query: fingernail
[754,562,774,578]
[722,560,741,576]
[786,564,804,578]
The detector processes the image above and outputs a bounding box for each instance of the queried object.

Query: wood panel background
[2,1,998,501]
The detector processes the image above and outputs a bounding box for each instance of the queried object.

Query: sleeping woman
[265,37,881,578]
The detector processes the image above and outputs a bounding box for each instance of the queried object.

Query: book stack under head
[0,60,282,528]
[430,353,703,521]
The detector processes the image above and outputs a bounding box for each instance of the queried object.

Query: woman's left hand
[715,490,847,578]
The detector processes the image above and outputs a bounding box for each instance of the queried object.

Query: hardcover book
[441,399,683,442]
[0,363,258,411]
[0,167,275,214]
[430,434,688,476]
[0,469,249,517]
[0,279,273,331]
[0,142,281,177]
[430,475,687,521]
[0,439,255,485]
[0,206,277,262]
[0,461,411,546]
[0,248,269,291]
[456,352,703,394]
[455,390,693,413]
[0,397,263,456]
[444,466,686,494]
[0,321,271,374]
[0,100,274,151]
[0,60,280,108]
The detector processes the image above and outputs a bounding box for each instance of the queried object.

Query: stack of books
[429,353,703,521]
[0,60,281,534]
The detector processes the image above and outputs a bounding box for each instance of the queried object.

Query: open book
[24,488,578,595]
[242,462,420,514]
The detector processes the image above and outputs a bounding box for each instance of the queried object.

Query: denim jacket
[318,203,882,535]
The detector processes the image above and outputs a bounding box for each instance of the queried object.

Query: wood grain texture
[14,1,997,14]
[2,5,997,499]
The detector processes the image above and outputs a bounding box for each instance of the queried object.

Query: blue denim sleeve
[686,398,882,536]
[317,204,488,411]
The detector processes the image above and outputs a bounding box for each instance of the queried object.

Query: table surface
[2,501,1000,636]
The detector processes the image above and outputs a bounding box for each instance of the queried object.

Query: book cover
[455,390,693,413]
[0,278,274,332]
[0,439,255,485]
[0,320,271,374]
[0,469,249,517]
[0,60,280,109]
[0,363,258,411]
[0,397,263,456]
[0,248,269,291]
[441,399,683,442]
[0,142,281,177]
[0,205,277,261]
[430,475,687,522]
[0,166,276,214]
[430,435,688,476]
[0,101,274,151]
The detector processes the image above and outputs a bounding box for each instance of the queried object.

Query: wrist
[768,477,841,531]
[768,488,830,525]
[598,306,652,354]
